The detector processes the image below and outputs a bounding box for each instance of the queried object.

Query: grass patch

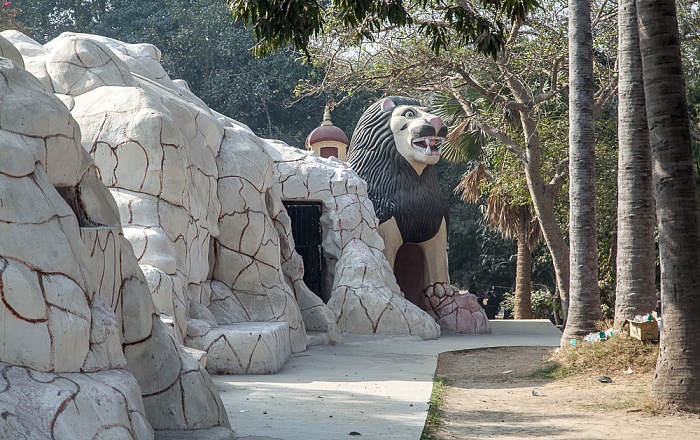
[527,320,659,379]
[421,376,449,440]
[528,362,570,380]
[551,332,658,376]
[579,399,639,411]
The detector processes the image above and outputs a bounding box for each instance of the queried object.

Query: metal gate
[283,201,326,302]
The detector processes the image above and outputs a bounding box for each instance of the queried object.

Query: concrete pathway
[213,320,562,440]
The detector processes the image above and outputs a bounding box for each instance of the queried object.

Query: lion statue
[347,96,490,334]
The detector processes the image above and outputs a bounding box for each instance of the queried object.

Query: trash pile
[568,312,660,346]
[569,327,621,346]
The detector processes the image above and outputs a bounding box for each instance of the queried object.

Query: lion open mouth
[411,136,444,156]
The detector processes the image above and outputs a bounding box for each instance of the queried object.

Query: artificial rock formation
[0,32,230,438]
[266,142,441,339]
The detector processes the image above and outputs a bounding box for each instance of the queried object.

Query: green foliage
[228,0,323,59]
[228,0,541,60]
[501,288,555,319]
[421,375,449,440]
[432,92,489,163]
[0,2,29,34]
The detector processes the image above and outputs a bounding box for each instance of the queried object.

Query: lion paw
[420,290,491,334]
[423,283,458,298]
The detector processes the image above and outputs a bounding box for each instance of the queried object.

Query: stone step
[306,331,331,346]
[186,322,291,375]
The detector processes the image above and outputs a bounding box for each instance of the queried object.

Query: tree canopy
[228,0,541,59]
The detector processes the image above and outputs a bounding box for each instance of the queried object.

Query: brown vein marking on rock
[356,294,378,333]
[273,295,287,322]
[141,332,185,397]
[88,424,135,440]
[254,232,278,261]
[273,156,306,165]
[49,375,81,438]
[207,334,244,371]
[198,367,226,425]
[0,260,49,324]
[121,312,158,348]
[215,243,279,273]
[128,227,149,262]
[46,301,90,323]
[79,372,133,425]
[75,183,107,227]
[373,303,394,333]
[218,210,250,224]
[334,289,346,323]
[399,301,416,334]
[71,39,112,69]
[213,292,252,321]
[277,174,294,190]
[86,113,110,154]
[187,162,217,180]
[0,70,10,97]
[246,335,265,372]
[179,374,189,427]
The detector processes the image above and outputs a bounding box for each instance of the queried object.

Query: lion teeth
[412,136,444,155]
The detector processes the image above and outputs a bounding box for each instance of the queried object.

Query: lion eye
[402,109,416,117]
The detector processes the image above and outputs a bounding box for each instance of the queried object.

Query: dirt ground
[430,346,700,440]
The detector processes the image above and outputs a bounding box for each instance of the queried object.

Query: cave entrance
[282,201,327,303]
[394,243,425,307]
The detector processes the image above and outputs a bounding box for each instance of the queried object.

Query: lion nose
[429,117,443,134]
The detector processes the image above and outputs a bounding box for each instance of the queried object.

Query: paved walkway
[213,320,562,440]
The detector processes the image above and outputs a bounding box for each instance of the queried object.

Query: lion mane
[347,96,448,244]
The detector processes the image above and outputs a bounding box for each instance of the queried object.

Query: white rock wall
[0,32,231,436]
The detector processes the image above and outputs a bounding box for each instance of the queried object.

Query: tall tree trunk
[638,0,700,413]
[562,0,601,345]
[514,205,533,319]
[615,0,656,326]
[518,113,570,321]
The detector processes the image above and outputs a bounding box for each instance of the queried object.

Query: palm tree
[455,163,542,319]
[637,0,700,412]
[562,0,602,345]
[615,0,656,326]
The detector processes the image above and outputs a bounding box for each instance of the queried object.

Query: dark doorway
[394,244,425,307]
[283,201,327,302]
[320,146,338,159]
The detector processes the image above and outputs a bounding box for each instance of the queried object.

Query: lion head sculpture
[347,96,449,244]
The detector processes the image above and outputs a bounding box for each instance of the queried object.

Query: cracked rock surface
[0,31,230,438]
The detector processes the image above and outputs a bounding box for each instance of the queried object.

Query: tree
[0,2,30,34]
[455,164,542,319]
[561,0,601,344]
[637,0,700,413]
[228,0,540,60]
[614,0,656,326]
